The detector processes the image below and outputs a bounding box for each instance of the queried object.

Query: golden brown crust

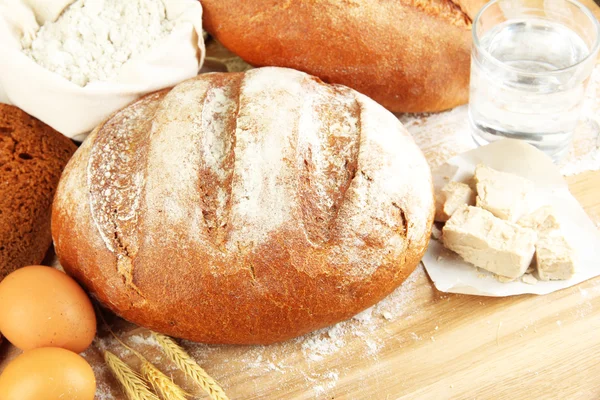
[0,104,76,279]
[52,69,434,344]
[201,0,488,113]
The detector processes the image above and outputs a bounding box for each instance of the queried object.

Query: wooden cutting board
[2,3,600,397]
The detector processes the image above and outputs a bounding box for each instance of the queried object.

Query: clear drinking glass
[468,0,600,161]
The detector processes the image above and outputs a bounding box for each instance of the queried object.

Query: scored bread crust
[201,0,488,113]
[52,68,434,344]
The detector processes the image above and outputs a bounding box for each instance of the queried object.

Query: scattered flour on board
[91,372,114,400]
[297,265,421,364]
[89,266,423,399]
[80,346,119,400]
[214,266,422,398]
[313,371,339,397]
[128,332,160,347]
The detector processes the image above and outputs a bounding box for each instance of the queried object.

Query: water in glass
[469,18,591,160]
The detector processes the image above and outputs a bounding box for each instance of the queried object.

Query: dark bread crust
[52,68,434,344]
[201,0,488,113]
[0,104,76,279]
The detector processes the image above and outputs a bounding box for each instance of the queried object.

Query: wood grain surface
[1,3,600,399]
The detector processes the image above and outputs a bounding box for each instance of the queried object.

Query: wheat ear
[95,303,189,399]
[104,350,160,400]
[151,332,230,400]
[140,357,189,400]
[114,337,189,400]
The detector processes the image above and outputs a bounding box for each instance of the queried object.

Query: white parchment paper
[422,139,600,296]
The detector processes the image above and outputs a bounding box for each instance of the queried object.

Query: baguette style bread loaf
[201,0,487,113]
[52,68,434,344]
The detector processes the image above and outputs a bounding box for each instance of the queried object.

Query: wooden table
[2,3,600,399]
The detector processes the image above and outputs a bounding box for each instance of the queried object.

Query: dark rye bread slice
[0,104,76,279]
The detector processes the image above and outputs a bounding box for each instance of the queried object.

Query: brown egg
[0,265,96,352]
[0,347,96,400]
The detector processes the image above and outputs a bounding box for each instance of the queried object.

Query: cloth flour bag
[0,0,205,141]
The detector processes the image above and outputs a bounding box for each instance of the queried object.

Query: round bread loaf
[52,68,434,344]
[0,104,76,279]
[201,0,487,113]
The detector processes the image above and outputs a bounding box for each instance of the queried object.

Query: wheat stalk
[140,357,189,400]
[104,351,160,400]
[96,304,190,400]
[152,332,230,400]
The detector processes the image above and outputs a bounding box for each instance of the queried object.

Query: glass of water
[469,0,600,161]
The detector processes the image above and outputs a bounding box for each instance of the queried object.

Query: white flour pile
[22,0,174,86]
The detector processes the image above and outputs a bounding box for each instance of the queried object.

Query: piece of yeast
[435,181,475,222]
[474,164,534,222]
[442,205,537,279]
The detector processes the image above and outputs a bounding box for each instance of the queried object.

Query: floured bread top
[52,67,434,343]
[67,67,433,283]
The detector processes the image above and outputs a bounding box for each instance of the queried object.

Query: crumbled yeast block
[521,274,538,285]
[435,181,476,222]
[496,275,516,283]
[474,164,534,222]
[518,205,560,233]
[536,232,576,281]
[496,272,537,284]
[526,265,535,274]
[519,206,574,280]
[442,205,537,279]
